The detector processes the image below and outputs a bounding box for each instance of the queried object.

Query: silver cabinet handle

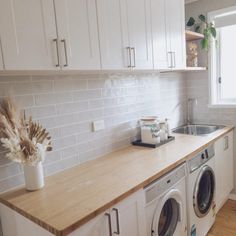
[172,51,176,68]
[105,213,112,236]
[126,47,132,68]
[224,136,229,150]
[53,39,60,67]
[167,51,172,68]
[61,39,68,67]
[131,47,136,68]
[112,208,120,235]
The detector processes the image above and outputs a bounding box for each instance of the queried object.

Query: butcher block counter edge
[0,126,234,236]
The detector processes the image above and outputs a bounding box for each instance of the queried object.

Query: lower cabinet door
[70,212,111,236]
[72,190,147,236]
[111,191,147,236]
[215,131,234,212]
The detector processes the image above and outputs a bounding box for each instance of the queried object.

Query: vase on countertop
[23,162,44,191]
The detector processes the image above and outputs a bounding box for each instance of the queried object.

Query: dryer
[187,145,216,236]
[145,164,187,236]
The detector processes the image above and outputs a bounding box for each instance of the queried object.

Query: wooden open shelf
[186,30,204,41]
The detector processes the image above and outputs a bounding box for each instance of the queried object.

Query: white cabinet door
[215,131,234,212]
[111,191,146,236]
[54,0,101,70]
[166,0,186,69]
[97,0,127,70]
[151,0,169,69]
[0,0,58,70]
[70,212,111,236]
[120,0,153,69]
[222,132,234,197]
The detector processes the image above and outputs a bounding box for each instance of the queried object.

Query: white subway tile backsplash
[35,92,73,106]
[0,72,187,193]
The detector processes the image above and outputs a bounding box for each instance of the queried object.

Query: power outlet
[92,120,105,132]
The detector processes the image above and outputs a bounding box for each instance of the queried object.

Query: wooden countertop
[0,126,234,236]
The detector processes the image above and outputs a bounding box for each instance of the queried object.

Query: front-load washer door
[151,189,185,236]
[193,165,215,218]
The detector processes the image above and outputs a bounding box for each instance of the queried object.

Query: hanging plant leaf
[195,25,200,33]
[210,27,217,38]
[201,38,208,50]
[187,17,195,27]
[199,14,206,23]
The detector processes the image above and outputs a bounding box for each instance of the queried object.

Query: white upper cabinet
[166,0,186,69]
[151,0,186,70]
[97,0,127,70]
[151,0,169,69]
[0,0,58,70]
[121,0,153,69]
[54,0,101,70]
[97,0,153,70]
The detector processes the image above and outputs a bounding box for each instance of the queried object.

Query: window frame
[208,6,236,107]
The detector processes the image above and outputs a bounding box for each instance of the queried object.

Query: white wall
[185,0,236,193]
[0,72,187,193]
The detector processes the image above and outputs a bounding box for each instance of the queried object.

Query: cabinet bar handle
[167,51,172,68]
[105,213,112,236]
[172,51,176,68]
[53,38,60,67]
[61,39,68,67]
[131,47,136,68]
[112,208,120,235]
[127,47,132,68]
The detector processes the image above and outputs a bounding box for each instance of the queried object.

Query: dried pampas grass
[0,97,52,165]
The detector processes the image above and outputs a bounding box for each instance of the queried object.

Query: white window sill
[208,104,236,108]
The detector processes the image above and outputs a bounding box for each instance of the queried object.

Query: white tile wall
[0,72,187,193]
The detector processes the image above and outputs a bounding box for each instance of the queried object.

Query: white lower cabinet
[0,190,146,236]
[215,131,234,212]
[74,190,147,236]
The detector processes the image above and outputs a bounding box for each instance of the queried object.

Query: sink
[172,124,225,136]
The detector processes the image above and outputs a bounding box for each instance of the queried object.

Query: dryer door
[151,189,184,236]
[193,165,216,218]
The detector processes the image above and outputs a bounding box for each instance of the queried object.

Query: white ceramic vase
[23,162,44,191]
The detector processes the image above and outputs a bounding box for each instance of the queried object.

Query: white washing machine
[145,164,187,236]
[187,145,216,236]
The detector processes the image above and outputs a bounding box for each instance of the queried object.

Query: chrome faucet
[187,98,198,124]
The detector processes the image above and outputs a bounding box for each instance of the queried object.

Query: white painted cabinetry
[151,0,169,69]
[96,0,127,70]
[0,0,58,70]
[0,0,185,71]
[120,0,153,69]
[151,0,186,70]
[166,0,186,69]
[54,0,101,70]
[0,190,146,236]
[215,131,234,212]
[73,190,147,236]
[0,0,100,70]
[97,0,153,70]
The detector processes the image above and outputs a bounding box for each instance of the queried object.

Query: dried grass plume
[0,97,52,165]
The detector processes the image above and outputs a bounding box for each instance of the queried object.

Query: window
[209,6,236,106]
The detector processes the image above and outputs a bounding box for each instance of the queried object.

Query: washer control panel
[188,145,215,173]
[144,164,186,204]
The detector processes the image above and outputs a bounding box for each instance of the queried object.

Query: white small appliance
[187,145,216,236]
[145,164,187,236]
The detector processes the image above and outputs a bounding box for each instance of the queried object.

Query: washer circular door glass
[193,165,215,218]
[154,198,179,236]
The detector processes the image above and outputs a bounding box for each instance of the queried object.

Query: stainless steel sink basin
[172,124,225,136]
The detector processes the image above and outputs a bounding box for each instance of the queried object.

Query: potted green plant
[186,14,217,51]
